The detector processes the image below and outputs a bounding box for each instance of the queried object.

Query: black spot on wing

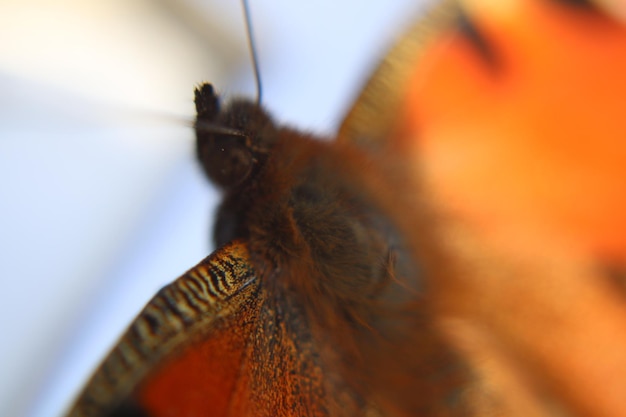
[550,0,595,9]
[549,0,619,30]
[107,399,150,417]
[549,0,615,20]
[455,8,499,70]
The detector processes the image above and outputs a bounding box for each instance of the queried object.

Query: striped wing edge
[66,240,258,417]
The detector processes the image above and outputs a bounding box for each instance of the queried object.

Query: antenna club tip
[194,83,220,118]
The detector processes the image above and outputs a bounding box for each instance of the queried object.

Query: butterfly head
[194,83,277,189]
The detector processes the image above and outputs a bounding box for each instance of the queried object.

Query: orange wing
[405,0,626,259]
[395,0,626,415]
[343,0,626,415]
[66,242,262,416]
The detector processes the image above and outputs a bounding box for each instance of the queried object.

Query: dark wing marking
[338,0,610,153]
[65,241,258,417]
[551,0,595,9]
[455,8,499,69]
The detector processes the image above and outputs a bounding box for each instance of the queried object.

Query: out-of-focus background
[0,0,424,416]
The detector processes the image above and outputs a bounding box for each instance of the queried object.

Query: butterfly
[64,0,626,416]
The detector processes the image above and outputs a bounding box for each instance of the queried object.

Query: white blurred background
[0,0,425,416]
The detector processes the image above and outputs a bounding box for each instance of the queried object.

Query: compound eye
[199,136,253,188]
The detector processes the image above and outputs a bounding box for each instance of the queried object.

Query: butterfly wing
[66,241,261,416]
[340,0,626,415]
[337,0,459,151]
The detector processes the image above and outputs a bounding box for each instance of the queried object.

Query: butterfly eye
[199,135,254,188]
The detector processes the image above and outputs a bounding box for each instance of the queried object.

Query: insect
[63,0,626,416]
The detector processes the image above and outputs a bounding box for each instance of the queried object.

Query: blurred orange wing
[343,0,626,415]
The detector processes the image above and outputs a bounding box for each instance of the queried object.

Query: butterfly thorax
[195,83,408,302]
[192,83,436,414]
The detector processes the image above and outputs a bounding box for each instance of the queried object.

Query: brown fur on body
[198,92,470,415]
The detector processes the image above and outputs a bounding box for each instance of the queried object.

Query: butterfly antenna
[242,0,263,104]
